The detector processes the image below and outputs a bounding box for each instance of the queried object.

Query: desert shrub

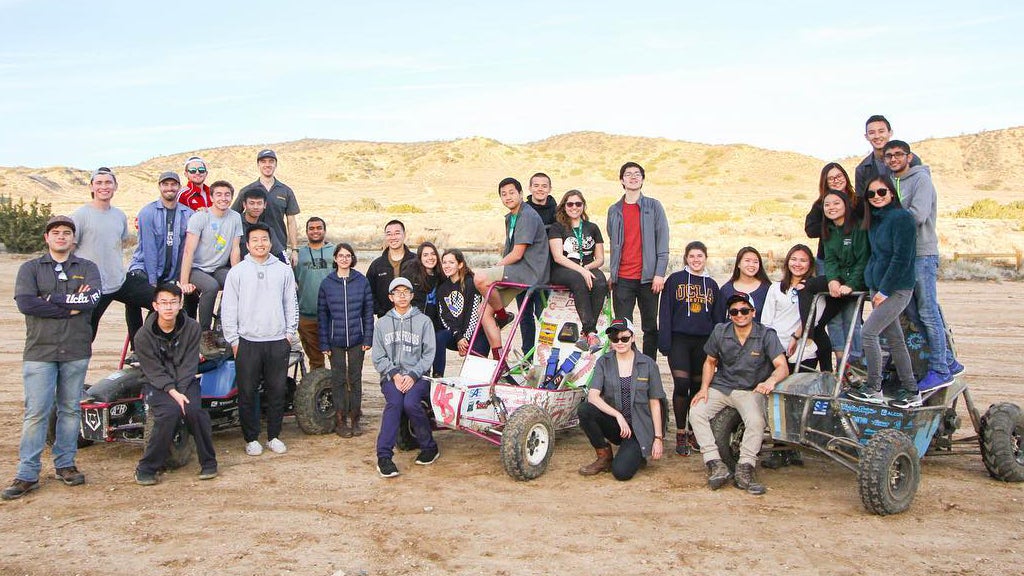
[387,203,425,214]
[939,257,1014,281]
[0,194,52,253]
[351,198,383,211]
[951,198,1024,219]
[749,199,798,216]
[327,173,349,182]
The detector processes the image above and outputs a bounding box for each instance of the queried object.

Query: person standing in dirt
[367,220,418,318]
[122,172,194,349]
[222,223,298,457]
[295,217,334,371]
[606,162,670,360]
[372,277,439,478]
[516,172,557,354]
[576,318,666,481]
[689,293,788,496]
[178,156,212,211]
[133,283,217,485]
[3,216,101,500]
[234,149,300,267]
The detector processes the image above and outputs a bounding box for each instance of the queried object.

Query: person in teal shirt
[295,217,334,370]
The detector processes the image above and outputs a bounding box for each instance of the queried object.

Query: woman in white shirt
[761,244,820,373]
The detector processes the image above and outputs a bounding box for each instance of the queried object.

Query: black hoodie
[133,311,201,393]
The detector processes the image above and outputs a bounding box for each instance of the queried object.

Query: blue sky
[1,0,1021,168]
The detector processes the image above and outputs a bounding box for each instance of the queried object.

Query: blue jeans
[828,299,863,361]
[17,359,89,482]
[905,255,953,373]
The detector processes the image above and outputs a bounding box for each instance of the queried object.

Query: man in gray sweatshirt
[884,140,963,393]
[371,277,438,478]
[222,223,299,457]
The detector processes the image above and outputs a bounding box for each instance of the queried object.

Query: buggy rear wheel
[500,404,554,481]
[294,368,335,435]
[857,429,919,515]
[980,403,1024,482]
[143,412,194,470]
[710,406,743,472]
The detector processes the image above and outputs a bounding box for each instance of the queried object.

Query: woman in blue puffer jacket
[317,243,374,438]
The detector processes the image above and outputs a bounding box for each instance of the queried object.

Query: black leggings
[549,265,608,335]
[796,276,844,372]
[577,402,645,481]
[668,333,708,430]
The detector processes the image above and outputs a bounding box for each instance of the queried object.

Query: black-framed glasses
[610,335,632,343]
[728,307,753,317]
[186,167,207,174]
[866,187,890,199]
[883,151,907,160]
[54,263,68,281]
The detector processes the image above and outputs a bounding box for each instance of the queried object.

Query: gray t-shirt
[704,321,786,392]
[503,204,550,285]
[187,210,243,273]
[72,204,128,294]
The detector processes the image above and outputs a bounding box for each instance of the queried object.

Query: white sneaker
[266,438,287,454]
[245,440,263,456]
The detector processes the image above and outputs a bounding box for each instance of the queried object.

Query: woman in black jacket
[433,249,488,377]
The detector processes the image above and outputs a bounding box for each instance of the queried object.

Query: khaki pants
[298,317,325,370]
[690,388,766,467]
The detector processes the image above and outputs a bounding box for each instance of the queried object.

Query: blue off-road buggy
[711,294,1024,515]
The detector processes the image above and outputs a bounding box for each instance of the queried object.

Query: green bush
[0,194,52,253]
[351,198,382,211]
[952,198,1024,219]
[387,203,425,214]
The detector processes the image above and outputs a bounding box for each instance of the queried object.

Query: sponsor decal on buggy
[538,322,557,346]
[85,409,102,432]
[110,404,128,417]
[812,400,829,416]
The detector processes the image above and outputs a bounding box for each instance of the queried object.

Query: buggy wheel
[500,404,554,481]
[857,429,919,515]
[293,368,335,435]
[143,412,194,470]
[710,406,743,472]
[980,403,1024,482]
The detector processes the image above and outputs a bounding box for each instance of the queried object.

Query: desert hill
[2,128,1022,259]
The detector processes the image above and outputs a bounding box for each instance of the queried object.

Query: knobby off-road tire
[980,403,1024,482]
[857,429,920,516]
[143,413,194,470]
[500,404,554,481]
[710,406,743,472]
[294,368,335,435]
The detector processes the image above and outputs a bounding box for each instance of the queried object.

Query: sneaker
[675,432,690,456]
[266,438,287,454]
[198,467,219,480]
[414,448,440,465]
[54,466,85,486]
[891,389,923,409]
[377,457,400,478]
[918,370,955,393]
[1,479,39,500]
[948,360,966,377]
[495,311,515,329]
[245,440,263,456]
[134,469,158,486]
[587,333,602,353]
[848,385,885,404]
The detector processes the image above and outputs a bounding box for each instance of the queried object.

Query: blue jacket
[317,270,374,350]
[128,200,193,284]
[865,203,917,296]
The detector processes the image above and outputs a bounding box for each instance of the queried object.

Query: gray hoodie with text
[371,306,436,383]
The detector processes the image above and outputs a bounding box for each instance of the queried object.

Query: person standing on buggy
[658,241,723,457]
[133,283,217,485]
[848,176,920,408]
[434,249,488,377]
[317,243,374,438]
[547,189,608,353]
[576,318,666,481]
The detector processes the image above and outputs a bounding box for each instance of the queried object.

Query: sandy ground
[0,252,1022,576]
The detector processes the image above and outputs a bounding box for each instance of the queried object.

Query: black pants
[137,380,216,475]
[90,271,157,345]
[577,402,645,481]
[668,333,708,429]
[796,276,845,372]
[236,338,290,443]
[612,278,659,359]
[515,290,545,355]
[329,345,365,414]
[550,266,609,335]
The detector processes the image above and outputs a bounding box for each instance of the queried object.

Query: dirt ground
[0,252,1022,576]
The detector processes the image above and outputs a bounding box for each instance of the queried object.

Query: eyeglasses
[154,300,180,309]
[826,174,845,182]
[565,201,584,208]
[336,254,353,259]
[54,263,68,281]
[610,335,632,343]
[883,152,907,160]
[391,289,412,297]
[866,187,890,199]
[186,167,207,175]
[622,171,643,178]
[728,307,753,317]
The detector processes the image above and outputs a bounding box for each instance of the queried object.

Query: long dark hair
[818,163,856,200]
[555,189,591,230]
[820,190,861,241]
[410,242,443,287]
[729,246,771,285]
[864,176,901,229]
[781,244,816,292]
[443,248,474,291]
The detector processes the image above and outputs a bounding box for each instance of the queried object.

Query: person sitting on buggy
[761,244,826,372]
[576,318,665,481]
[690,293,788,495]
[547,189,608,352]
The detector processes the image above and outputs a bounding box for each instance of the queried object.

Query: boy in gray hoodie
[372,277,438,478]
[222,223,299,457]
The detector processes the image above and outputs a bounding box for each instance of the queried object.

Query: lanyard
[507,213,519,247]
[572,222,584,257]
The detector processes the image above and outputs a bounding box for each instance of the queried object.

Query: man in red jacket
[177,156,211,211]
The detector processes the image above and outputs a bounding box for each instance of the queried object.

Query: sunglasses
[186,167,207,175]
[609,335,632,343]
[728,307,753,317]
[54,263,68,282]
[866,187,889,199]
[565,201,584,208]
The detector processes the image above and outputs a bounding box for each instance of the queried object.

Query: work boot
[350,410,364,437]
[335,411,351,438]
[200,331,222,359]
[734,463,767,495]
[706,459,732,490]
[675,432,690,456]
[578,446,613,476]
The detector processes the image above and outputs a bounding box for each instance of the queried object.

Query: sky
[1,0,1022,169]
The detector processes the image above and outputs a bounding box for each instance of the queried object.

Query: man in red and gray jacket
[177,156,212,211]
